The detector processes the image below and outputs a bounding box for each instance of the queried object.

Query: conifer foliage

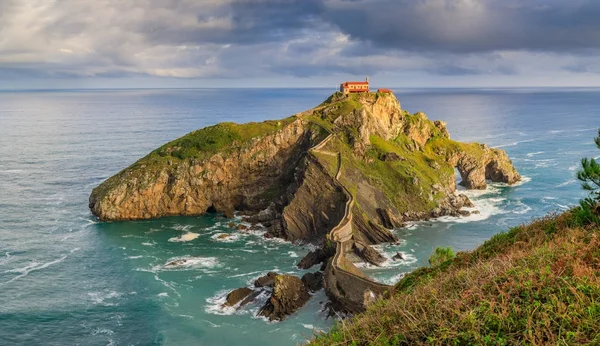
[576,128,600,224]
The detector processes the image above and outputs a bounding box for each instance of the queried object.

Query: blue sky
[2,0,600,89]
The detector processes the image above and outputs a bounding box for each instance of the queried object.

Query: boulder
[238,290,262,308]
[258,274,311,321]
[223,287,254,307]
[353,242,386,266]
[381,152,402,162]
[254,272,278,288]
[301,272,323,292]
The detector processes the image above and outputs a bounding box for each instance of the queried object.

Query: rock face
[297,244,336,270]
[301,272,324,292]
[89,119,314,221]
[445,143,521,190]
[258,274,311,321]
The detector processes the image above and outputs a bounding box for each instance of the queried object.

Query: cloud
[324,0,600,53]
[0,0,599,85]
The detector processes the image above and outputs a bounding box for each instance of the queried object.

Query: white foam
[205,288,270,316]
[510,175,532,187]
[287,251,298,258]
[88,291,122,306]
[141,242,155,247]
[127,255,143,259]
[161,256,220,270]
[301,324,323,332]
[494,139,536,148]
[171,224,194,232]
[210,233,241,243]
[158,292,169,298]
[204,290,237,316]
[526,151,545,157]
[3,255,68,284]
[512,201,532,215]
[557,179,577,188]
[0,252,11,266]
[168,232,200,242]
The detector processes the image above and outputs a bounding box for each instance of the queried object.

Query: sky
[2,0,600,89]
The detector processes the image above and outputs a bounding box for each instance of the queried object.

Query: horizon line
[3,85,600,92]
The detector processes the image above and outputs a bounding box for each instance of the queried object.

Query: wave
[0,252,11,266]
[557,179,577,188]
[160,255,220,270]
[171,224,194,232]
[168,232,200,242]
[88,291,122,306]
[212,288,270,317]
[210,232,242,243]
[494,139,537,148]
[526,151,545,157]
[3,255,68,284]
[511,201,532,215]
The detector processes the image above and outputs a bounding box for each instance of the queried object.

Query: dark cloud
[323,0,600,53]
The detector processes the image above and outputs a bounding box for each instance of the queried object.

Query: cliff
[310,211,600,345]
[90,92,520,244]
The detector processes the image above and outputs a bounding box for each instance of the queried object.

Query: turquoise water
[0,88,598,345]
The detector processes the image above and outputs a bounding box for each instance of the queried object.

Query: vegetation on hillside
[576,128,600,225]
[310,130,600,346]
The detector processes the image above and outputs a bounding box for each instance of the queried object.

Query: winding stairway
[310,133,391,311]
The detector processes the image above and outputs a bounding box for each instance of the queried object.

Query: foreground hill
[310,211,600,345]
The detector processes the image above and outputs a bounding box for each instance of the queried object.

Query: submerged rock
[258,274,311,321]
[392,252,405,261]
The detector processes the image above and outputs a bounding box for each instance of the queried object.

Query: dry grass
[310,212,600,345]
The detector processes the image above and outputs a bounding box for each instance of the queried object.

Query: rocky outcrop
[89,119,315,221]
[440,143,521,190]
[297,244,336,270]
[258,274,311,321]
[254,272,278,288]
[301,272,323,292]
[224,287,254,307]
[353,242,386,266]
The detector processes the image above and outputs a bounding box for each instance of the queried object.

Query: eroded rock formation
[257,274,311,321]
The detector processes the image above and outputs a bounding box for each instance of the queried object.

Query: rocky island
[90,91,520,318]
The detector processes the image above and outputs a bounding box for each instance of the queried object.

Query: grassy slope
[310,211,600,345]
[91,117,298,199]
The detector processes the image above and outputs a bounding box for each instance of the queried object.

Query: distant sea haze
[0,88,597,345]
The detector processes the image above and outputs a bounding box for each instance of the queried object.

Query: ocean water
[0,88,598,345]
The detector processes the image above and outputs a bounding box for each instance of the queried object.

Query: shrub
[428,246,455,266]
[576,128,600,225]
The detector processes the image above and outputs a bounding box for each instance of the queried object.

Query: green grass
[310,211,600,345]
[149,117,296,163]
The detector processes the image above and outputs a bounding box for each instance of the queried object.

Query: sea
[0,88,598,346]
